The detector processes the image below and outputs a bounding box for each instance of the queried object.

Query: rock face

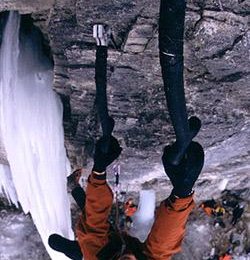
[0,0,249,171]
[0,0,249,188]
[0,0,249,259]
[0,0,54,14]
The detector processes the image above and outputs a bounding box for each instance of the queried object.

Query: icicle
[0,11,73,259]
[0,164,18,207]
[218,178,229,191]
[129,189,156,242]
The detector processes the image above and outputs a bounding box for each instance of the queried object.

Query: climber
[219,253,232,260]
[49,26,205,254]
[124,198,137,217]
[200,199,217,216]
[49,135,204,260]
[48,0,205,258]
[124,198,138,229]
[214,205,226,217]
[231,203,244,226]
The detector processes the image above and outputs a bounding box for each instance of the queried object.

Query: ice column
[0,164,18,207]
[0,11,73,259]
[129,189,156,242]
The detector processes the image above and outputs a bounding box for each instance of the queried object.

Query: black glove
[93,136,122,173]
[162,141,204,198]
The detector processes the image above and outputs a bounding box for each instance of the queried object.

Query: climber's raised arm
[76,136,122,259]
[144,141,204,259]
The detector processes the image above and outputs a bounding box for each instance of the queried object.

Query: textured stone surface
[0,0,249,176]
[0,1,249,257]
[0,0,54,14]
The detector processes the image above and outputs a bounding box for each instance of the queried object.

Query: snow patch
[218,178,229,191]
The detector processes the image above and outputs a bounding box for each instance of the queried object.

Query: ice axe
[159,0,201,165]
[93,24,115,153]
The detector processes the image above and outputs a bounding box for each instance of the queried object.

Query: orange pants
[76,173,195,260]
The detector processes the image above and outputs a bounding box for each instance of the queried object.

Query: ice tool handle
[94,24,115,154]
[159,0,201,165]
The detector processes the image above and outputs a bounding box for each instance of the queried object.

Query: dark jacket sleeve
[75,172,113,260]
[144,194,195,259]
